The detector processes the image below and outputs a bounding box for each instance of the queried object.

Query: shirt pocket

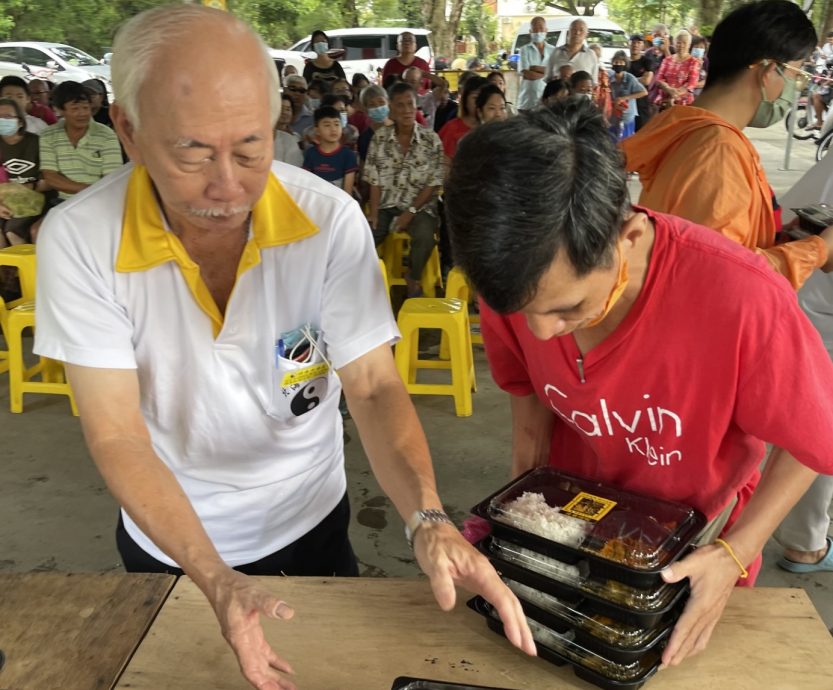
[266,332,334,426]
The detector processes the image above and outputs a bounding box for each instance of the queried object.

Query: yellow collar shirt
[34,162,398,567]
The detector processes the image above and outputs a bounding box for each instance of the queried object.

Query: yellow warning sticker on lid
[281,362,330,388]
[562,492,617,522]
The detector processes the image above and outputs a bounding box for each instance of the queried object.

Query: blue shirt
[302,145,358,189]
[608,70,644,123]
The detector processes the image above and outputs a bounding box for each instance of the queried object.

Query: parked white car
[0,41,112,95]
[511,16,629,68]
[288,28,432,81]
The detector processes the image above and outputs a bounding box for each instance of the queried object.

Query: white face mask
[313,41,328,56]
[530,32,547,44]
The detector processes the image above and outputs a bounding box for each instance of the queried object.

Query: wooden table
[0,572,174,690]
[116,577,833,690]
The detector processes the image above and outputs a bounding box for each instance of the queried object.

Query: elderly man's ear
[111,103,143,164]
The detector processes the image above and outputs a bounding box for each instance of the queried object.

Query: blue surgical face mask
[339,112,348,127]
[653,36,663,47]
[530,32,547,44]
[308,97,321,110]
[692,47,705,59]
[0,118,18,136]
[313,41,329,55]
[368,104,389,123]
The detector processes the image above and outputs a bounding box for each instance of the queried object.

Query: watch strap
[405,509,452,547]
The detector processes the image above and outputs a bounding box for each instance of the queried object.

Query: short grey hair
[360,84,387,108]
[675,29,692,46]
[111,4,279,130]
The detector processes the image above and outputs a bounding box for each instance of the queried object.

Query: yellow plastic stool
[394,298,475,417]
[378,258,391,304]
[379,232,443,296]
[441,267,483,359]
[7,300,78,415]
[0,244,37,299]
[0,292,25,375]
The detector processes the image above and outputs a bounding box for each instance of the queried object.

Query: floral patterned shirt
[653,55,701,107]
[363,123,444,215]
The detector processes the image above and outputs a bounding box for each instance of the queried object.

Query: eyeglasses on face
[286,87,307,94]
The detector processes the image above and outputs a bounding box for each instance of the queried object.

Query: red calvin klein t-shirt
[482,210,833,581]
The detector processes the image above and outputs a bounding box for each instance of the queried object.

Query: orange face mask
[584,242,629,328]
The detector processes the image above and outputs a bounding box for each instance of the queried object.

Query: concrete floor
[1,120,831,633]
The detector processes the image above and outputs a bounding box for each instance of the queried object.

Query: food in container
[502,577,673,664]
[467,597,661,690]
[483,536,688,629]
[473,468,706,587]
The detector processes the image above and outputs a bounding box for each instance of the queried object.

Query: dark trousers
[116,492,359,577]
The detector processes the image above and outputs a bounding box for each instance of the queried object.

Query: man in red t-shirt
[444,99,833,670]
[382,32,431,82]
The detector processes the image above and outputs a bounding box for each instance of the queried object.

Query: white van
[288,28,432,82]
[511,16,628,68]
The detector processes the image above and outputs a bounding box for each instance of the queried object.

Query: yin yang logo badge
[289,376,329,416]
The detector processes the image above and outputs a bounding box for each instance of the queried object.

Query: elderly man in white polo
[33,6,533,689]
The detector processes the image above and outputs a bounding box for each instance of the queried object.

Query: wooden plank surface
[0,572,175,690]
[116,577,833,690]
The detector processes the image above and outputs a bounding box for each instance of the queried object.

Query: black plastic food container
[467,597,661,690]
[391,679,518,690]
[501,576,674,664]
[471,468,707,588]
[481,536,689,629]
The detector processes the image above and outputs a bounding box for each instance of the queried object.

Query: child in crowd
[302,105,358,196]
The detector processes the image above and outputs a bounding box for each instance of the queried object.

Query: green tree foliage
[0,0,480,57]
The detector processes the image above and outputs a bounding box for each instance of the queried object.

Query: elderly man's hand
[658,542,742,668]
[413,522,537,656]
[0,203,12,220]
[207,568,298,690]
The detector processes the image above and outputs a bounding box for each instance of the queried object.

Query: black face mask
[612,64,626,73]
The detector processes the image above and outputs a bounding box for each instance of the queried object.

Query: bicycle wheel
[816,130,833,161]
[786,105,809,133]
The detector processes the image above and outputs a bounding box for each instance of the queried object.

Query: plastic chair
[0,244,37,299]
[442,267,483,358]
[394,297,475,417]
[7,300,78,415]
[379,232,443,296]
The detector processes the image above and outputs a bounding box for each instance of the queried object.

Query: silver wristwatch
[405,509,453,548]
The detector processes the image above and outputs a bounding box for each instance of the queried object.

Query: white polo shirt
[34,162,398,567]
[546,44,599,83]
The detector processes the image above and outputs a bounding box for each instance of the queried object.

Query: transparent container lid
[485,602,659,682]
[502,577,663,649]
[488,468,699,571]
[491,538,679,612]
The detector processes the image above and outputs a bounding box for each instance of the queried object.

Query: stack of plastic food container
[467,467,707,690]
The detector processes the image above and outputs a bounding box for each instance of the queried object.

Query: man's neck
[567,42,583,54]
[318,140,340,153]
[693,83,755,131]
[395,123,414,138]
[65,122,89,142]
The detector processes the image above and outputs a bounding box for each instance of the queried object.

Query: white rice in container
[497,491,592,548]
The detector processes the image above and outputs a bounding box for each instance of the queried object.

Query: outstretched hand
[207,569,298,690]
[413,522,537,656]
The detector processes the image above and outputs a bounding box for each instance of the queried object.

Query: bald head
[112,5,279,130]
[402,66,423,89]
[568,19,588,48]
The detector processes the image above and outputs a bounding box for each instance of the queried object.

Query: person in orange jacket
[622,0,833,289]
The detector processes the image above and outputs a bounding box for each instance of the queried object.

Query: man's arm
[637,69,654,86]
[65,365,298,690]
[393,185,439,231]
[510,394,554,477]
[338,344,535,656]
[41,170,90,195]
[660,448,817,667]
[368,184,381,229]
